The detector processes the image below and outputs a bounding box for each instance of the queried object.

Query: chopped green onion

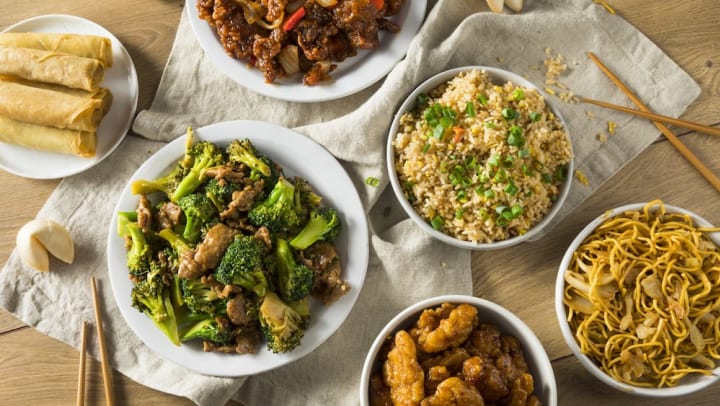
[433,125,445,139]
[403,181,415,190]
[456,190,468,202]
[501,107,517,120]
[522,163,531,176]
[488,154,500,167]
[505,180,519,196]
[555,165,568,182]
[430,216,444,230]
[439,116,454,129]
[503,156,515,168]
[512,88,525,101]
[484,189,495,199]
[507,125,524,147]
[530,111,541,122]
[496,216,509,226]
[484,121,496,129]
[417,93,428,107]
[479,172,490,183]
[440,161,449,173]
[495,205,509,215]
[541,173,553,183]
[455,208,464,219]
[511,204,523,217]
[365,177,379,187]
[518,148,531,158]
[474,185,485,195]
[465,102,476,117]
[477,94,489,105]
[422,143,431,153]
[493,169,507,183]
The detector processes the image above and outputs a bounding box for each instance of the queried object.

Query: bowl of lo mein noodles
[555,200,720,396]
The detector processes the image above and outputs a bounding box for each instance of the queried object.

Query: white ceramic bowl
[555,202,720,397]
[360,295,557,405]
[386,66,574,250]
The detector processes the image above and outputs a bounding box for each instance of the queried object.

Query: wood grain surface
[1,0,719,404]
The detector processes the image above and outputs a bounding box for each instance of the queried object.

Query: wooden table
[1,1,718,404]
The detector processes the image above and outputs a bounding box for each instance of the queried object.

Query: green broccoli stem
[157,228,191,255]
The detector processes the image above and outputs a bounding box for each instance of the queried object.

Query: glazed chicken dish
[197,0,405,85]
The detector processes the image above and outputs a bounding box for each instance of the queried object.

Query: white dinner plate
[107,120,369,377]
[0,14,138,179]
[185,0,426,102]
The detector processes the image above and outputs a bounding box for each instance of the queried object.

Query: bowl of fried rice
[387,66,574,249]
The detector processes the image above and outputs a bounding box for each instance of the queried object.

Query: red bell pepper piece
[282,7,306,31]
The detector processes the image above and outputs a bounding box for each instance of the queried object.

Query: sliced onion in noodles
[636,324,656,340]
[567,294,595,314]
[620,349,645,378]
[641,275,663,301]
[620,294,634,331]
[565,271,590,295]
[686,319,706,351]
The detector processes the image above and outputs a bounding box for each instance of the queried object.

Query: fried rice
[392,70,572,243]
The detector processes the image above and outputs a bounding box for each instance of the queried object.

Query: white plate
[107,120,369,377]
[185,0,426,102]
[0,14,138,179]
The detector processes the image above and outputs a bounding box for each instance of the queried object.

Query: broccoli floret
[258,292,307,353]
[289,207,341,250]
[171,139,226,202]
[131,268,180,345]
[275,239,313,302]
[130,128,225,202]
[227,139,271,178]
[117,212,153,276]
[204,178,244,212]
[130,163,186,200]
[294,177,322,209]
[157,228,192,255]
[176,192,218,243]
[180,316,235,345]
[214,235,268,297]
[248,177,303,235]
[181,277,226,315]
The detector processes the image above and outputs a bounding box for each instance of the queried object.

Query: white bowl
[387,66,574,250]
[360,295,557,405]
[555,202,720,397]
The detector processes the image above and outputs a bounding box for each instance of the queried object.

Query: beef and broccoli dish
[196,0,406,85]
[118,128,349,354]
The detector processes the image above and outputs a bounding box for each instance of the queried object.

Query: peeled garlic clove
[16,219,75,272]
[487,0,504,13]
[505,0,523,12]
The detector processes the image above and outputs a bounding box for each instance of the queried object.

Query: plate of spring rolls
[0,14,138,179]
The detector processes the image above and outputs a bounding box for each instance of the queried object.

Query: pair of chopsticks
[77,277,114,406]
[583,52,720,192]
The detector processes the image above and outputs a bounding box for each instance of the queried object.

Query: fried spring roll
[0,115,96,157]
[0,32,113,67]
[0,45,104,91]
[0,79,112,132]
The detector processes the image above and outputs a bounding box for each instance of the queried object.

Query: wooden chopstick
[587,51,720,193]
[76,320,88,406]
[91,277,114,406]
[581,97,720,137]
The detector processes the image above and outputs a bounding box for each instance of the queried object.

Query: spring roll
[0,79,112,132]
[0,115,96,157]
[0,32,113,67]
[0,45,104,91]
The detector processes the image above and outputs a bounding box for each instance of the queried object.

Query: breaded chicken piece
[420,377,484,406]
[383,330,425,405]
[417,304,478,353]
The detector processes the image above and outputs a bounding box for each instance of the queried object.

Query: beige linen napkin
[0,0,700,405]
